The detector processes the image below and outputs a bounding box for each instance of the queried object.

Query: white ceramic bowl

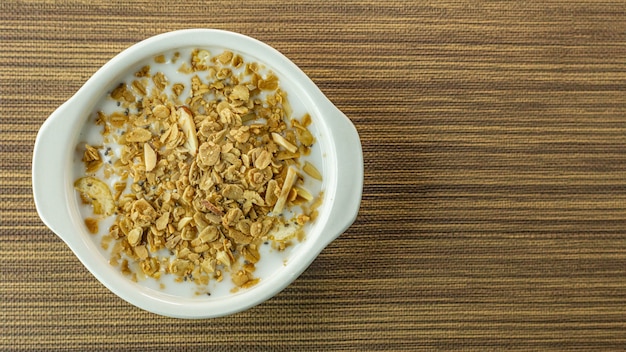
[32,29,362,318]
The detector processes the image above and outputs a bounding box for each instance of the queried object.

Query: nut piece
[178,106,198,155]
[144,143,157,172]
[272,166,298,214]
[271,132,297,153]
[294,185,313,201]
[74,177,116,216]
[302,161,322,181]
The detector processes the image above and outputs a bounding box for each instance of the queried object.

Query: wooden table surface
[2,1,626,350]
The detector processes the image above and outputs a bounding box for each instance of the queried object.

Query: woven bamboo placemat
[3,1,626,350]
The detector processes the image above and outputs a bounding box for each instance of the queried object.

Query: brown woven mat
[3,1,626,350]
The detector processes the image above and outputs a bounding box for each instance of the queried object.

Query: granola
[74,48,322,293]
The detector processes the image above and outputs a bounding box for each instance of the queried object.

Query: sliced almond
[143,143,157,172]
[302,161,322,181]
[272,166,298,214]
[177,106,198,155]
[271,132,297,153]
[294,185,313,201]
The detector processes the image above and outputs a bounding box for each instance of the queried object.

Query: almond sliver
[272,166,298,214]
[271,132,297,153]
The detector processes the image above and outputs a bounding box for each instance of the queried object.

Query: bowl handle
[320,103,363,245]
[32,100,79,239]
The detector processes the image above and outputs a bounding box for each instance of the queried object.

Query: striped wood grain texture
[2,0,626,350]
